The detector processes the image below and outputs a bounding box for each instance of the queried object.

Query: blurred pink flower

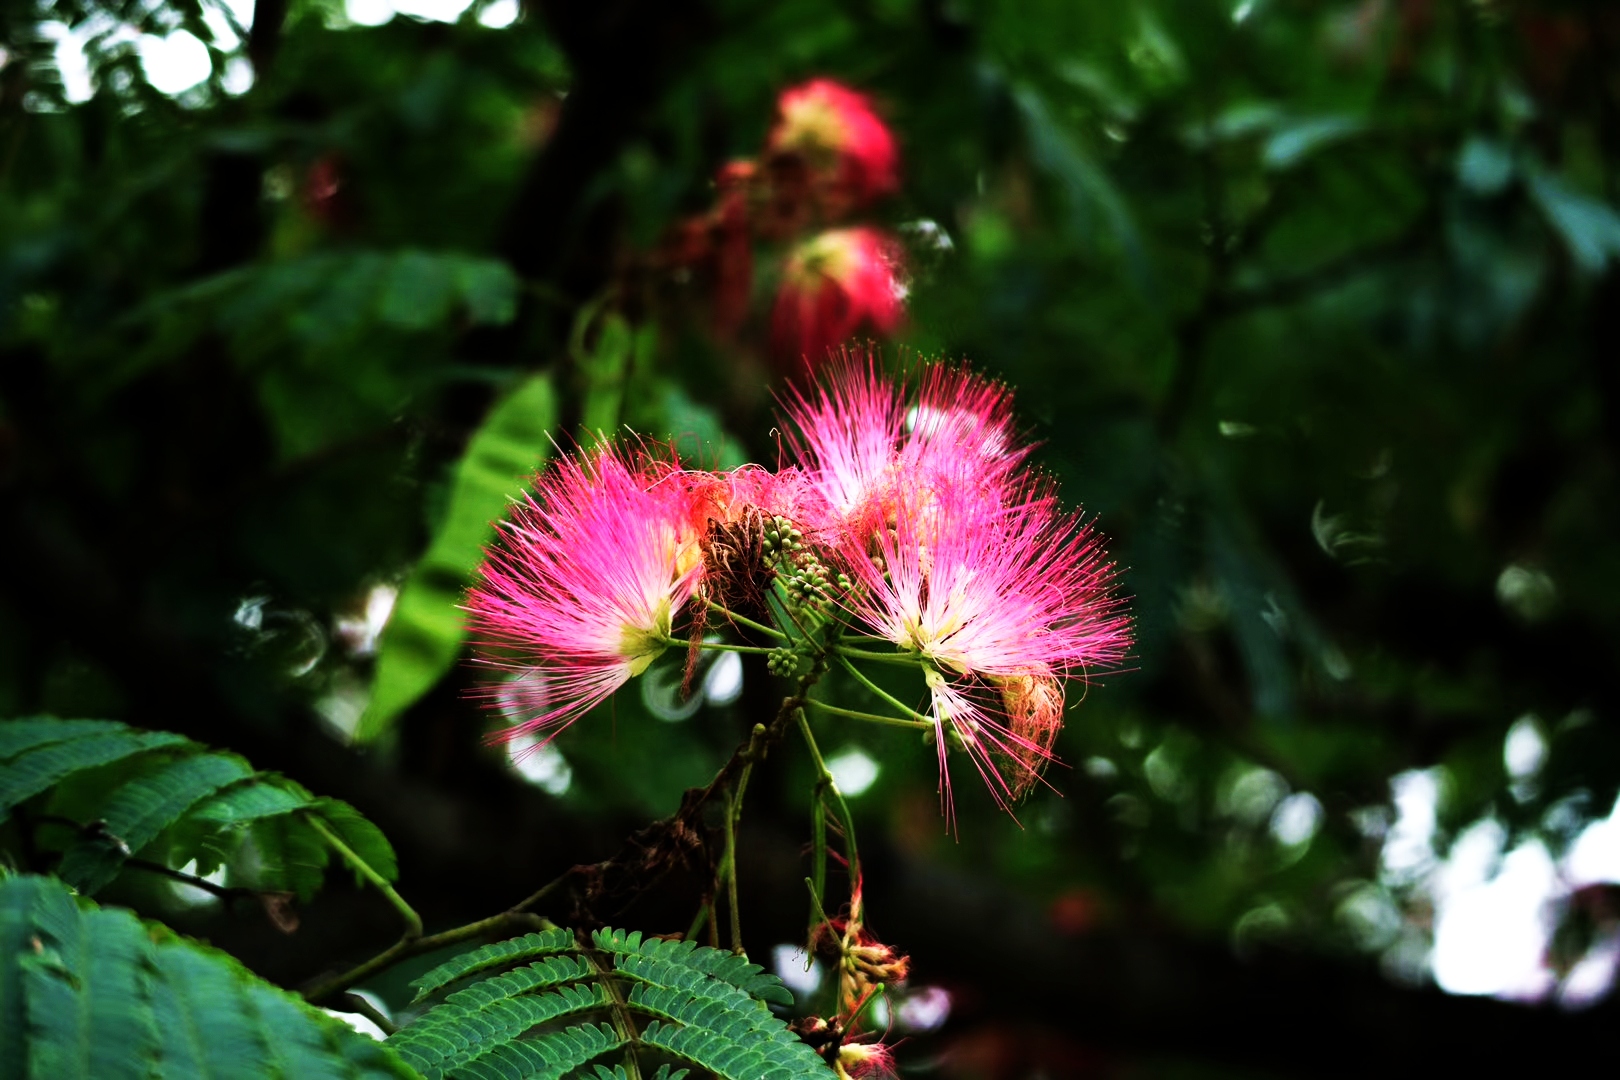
[769,78,899,208]
[771,229,905,372]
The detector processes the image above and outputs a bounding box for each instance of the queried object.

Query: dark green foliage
[408,930,579,1002]
[0,874,416,1080]
[390,929,827,1080]
[4,0,1620,1071]
[0,717,394,902]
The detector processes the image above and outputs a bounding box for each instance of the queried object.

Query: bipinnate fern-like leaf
[0,716,396,903]
[0,873,417,1080]
[390,929,833,1080]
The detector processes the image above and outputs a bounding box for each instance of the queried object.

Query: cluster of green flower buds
[764,516,851,620]
[766,645,804,677]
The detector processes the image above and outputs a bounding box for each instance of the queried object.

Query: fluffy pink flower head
[769,78,899,207]
[466,445,703,743]
[843,473,1129,816]
[771,229,905,372]
[780,355,1026,536]
[835,1040,897,1080]
[781,358,1130,819]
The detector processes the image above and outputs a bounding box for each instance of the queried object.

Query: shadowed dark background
[4,0,1620,1075]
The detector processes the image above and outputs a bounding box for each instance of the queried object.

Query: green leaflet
[0,717,395,905]
[0,730,189,822]
[391,928,829,1080]
[57,753,254,893]
[408,929,577,1003]
[0,875,417,1080]
[358,371,558,742]
[0,720,127,760]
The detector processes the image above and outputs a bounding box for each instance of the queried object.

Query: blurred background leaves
[4,0,1620,1075]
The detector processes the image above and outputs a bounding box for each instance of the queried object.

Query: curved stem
[833,644,925,666]
[837,655,937,727]
[703,598,788,641]
[796,709,860,903]
[301,908,553,1004]
[306,815,422,940]
[329,993,399,1037]
[687,641,777,656]
[805,698,933,730]
[721,756,756,955]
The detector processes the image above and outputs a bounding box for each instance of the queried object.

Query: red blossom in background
[658,77,907,359]
[771,228,905,371]
[768,78,899,210]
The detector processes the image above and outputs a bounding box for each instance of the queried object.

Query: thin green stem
[796,708,860,894]
[837,655,937,727]
[804,877,835,936]
[687,641,777,656]
[588,946,644,1080]
[805,698,933,730]
[703,598,788,641]
[686,901,711,943]
[330,993,399,1037]
[305,656,824,1006]
[301,907,551,1004]
[721,786,742,954]
[833,644,925,666]
[306,816,423,940]
[767,580,817,642]
[809,790,827,925]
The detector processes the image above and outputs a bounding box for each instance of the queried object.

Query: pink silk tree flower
[842,464,1131,814]
[768,78,899,209]
[780,353,908,525]
[771,228,905,372]
[780,357,1026,539]
[466,445,704,744]
[903,364,1030,484]
[835,1040,898,1080]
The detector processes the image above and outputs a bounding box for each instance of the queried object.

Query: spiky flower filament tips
[465,445,702,743]
[467,356,1128,826]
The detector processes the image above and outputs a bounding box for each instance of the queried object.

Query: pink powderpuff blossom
[842,473,1129,814]
[780,352,908,524]
[835,1040,898,1080]
[781,359,1130,816]
[768,78,899,209]
[780,356,1026,537]
[466,445,704,744]
[771,229,905,372]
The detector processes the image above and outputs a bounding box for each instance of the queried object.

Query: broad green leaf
[358,372,557,741]
[1527,166,1620,274]
[393,927,827,1080]
[309,799,399,885]
[0,720,126,761]
[0,876,416,1080]
[248,814,330,901]
[21,906,158,1080]
[58,752,254,894]
[0,731,188,822]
